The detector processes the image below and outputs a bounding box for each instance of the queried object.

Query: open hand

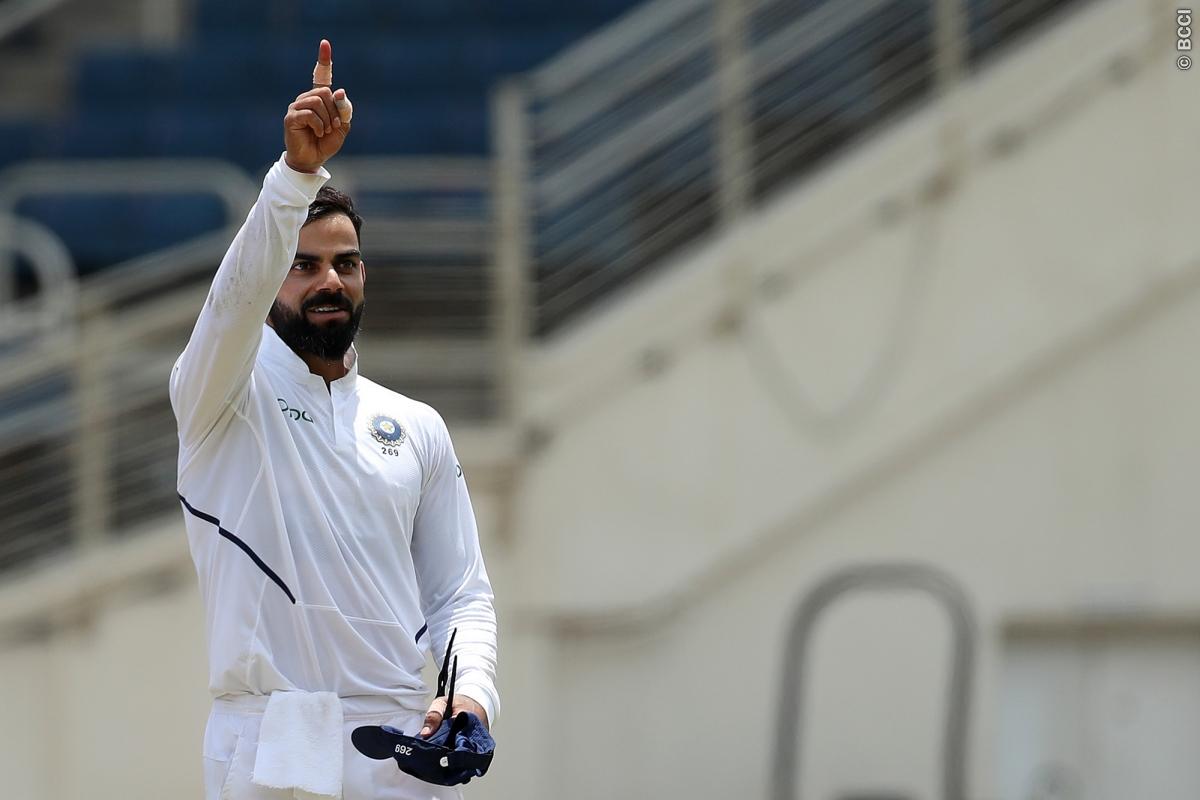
[284,39,353,173]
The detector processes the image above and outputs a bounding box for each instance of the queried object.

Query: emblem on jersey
[369,414,406,447]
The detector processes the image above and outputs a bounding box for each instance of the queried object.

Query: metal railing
[0,213,77,343]
[0,0,187,45]
[0,0,1101,576]
[0,0,72,42]
[0,156,495,574]
[0,158,259,309]
[770,563,976,800]
[492,0,1090,339]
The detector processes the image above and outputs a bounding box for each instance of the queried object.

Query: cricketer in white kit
[169,40,498,800]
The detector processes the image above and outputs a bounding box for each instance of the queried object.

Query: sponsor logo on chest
[277,398,313,423]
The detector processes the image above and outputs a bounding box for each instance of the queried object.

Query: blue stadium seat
[46,110,151,159]
[15,193,227,274]
[141,105,285,171]
[338,97,490,156]
[0,119,41,168]
[192,0,280,31]
[193,0,641,31]
[73,49,180,103]
[9,0,643,280]
[76,28,590,106]
[63,98,487,164]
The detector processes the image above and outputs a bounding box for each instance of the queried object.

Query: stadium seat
[0,119,41,169]
[7,0,644,276]
[193,0,641,31]
[14,193,227,274]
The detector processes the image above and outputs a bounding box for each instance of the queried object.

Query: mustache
[302,294,354,313]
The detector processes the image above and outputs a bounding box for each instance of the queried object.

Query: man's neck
[299,351,350,387]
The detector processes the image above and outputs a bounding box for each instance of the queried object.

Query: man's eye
[291,262,311,271]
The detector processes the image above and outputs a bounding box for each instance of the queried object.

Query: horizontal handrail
[334,157,491,192]
[533,0,902,212]
[0,149,502,574]
[51,156,491,315]
[0,0,69,42]
[0,159,259,222]
[527,0,711,97]
[0,159,257,316]
[75,228,238,314]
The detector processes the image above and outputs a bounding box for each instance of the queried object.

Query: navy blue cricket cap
[352,628,496,786]
[352,711,495,786]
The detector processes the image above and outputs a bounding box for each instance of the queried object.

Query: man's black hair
[305,185,363,243]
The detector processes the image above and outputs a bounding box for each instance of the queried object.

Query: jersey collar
[261,323,359,389]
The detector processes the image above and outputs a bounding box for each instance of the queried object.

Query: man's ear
[359,260,367,286]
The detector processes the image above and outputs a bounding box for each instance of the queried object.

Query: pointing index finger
[312,39,333,88]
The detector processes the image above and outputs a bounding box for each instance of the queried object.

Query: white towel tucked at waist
[251,690,344,798]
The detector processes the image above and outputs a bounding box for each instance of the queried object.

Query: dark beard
[268,294,365,362]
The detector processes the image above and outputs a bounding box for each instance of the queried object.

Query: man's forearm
[170,157,328,444]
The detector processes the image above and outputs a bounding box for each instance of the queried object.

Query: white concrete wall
[490,0,1200,798]
[0,578,210,799]
[502,285,1200,799]
[2,1,1198,798]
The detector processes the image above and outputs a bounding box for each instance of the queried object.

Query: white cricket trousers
[204,696,466,800]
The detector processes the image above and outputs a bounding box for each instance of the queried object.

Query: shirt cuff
[270,152,331,205]
[454,681,499,729]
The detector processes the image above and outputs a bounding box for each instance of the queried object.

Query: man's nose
[316,265,346,292]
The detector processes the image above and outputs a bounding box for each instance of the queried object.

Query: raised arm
[170,40,354,446]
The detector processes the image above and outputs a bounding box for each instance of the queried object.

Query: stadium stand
[3,0,641,276]
[0,0,1087,303]
[0,0,1095,577]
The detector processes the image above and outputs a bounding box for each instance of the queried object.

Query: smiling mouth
[307,305,349,317]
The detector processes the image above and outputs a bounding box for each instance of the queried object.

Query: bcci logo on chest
[369,414,406,455]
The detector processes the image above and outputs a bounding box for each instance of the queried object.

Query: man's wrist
[284,156,322,174]
[272,153,330,203]
[454,684,497,729]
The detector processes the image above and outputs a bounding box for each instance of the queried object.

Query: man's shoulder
[356,375,446,432]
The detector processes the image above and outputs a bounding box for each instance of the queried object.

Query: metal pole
[933,0,969,179]
[141,0,185,45]
[0,213,13,307]
[0,0,70,44]
[491,81,533,425]
[715,0,752,224]
[934,0,968,89]
[72,311,112,548]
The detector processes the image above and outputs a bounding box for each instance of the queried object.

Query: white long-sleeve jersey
[169,156,499,724]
